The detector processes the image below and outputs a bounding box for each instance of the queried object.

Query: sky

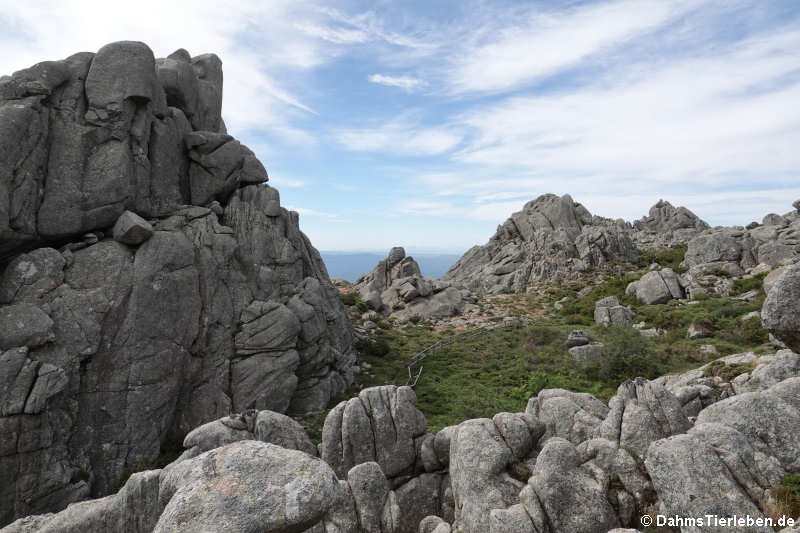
[2,0,800,253]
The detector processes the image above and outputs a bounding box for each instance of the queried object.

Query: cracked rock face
[444,194,639,293]
[0,41,354,526]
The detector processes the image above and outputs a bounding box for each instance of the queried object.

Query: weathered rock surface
[594,296,634,326]
[0,42,354,526]
[631,199,709,248]
[445,194,638,293]
[625,267,684,304]
[353,247,475,322]
[763,262,800,352]
[320,385,427,480]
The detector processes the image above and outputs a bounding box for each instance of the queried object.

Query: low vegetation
[306,246,775,445]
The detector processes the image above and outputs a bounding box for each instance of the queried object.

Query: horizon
[3,0,799,251]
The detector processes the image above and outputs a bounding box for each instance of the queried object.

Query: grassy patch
[634,244,688,272]
[702,360,754,382]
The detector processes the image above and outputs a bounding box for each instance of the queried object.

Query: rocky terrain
[445,194,709,293]
[2,42,800,533]
[4,262,799,532]
[0,42,354,525]
[350,247,476,324]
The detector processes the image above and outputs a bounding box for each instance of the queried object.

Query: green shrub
[592,326,660,382]
[702,360,754,381]
[634,244,687,271]
[339,291,358,306]
[355,336,391,357]
[708,268,731,278]
[717,317,768,346]
[733,272,766,295]
[356,301,369,313]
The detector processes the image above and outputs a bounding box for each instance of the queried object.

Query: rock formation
[631,199,709,248]
[353,247,475,322]
[8,348,798,533]
[444,194,639,293]
[681,203,800,297]
[0,41,354,525]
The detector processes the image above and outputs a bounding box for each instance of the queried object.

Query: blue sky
[2,0,800,253]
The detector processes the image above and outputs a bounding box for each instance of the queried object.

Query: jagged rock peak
[352,247,473,322]
[445,193,637,293]
[0,41,354,526]
[634,199,709,233]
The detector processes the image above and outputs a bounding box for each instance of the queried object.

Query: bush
[634,244,687,271]
[355,336,391,357]
[717,317,768,346]
[702,360,754,381]
[733,272,766,295]
[339,291,358,306]
[356,301,369,313]
[592,326,660,382]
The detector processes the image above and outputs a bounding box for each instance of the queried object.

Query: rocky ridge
[0,42,354,525]
[444,194,708,294]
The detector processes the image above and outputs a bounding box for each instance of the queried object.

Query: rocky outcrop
[681,202,800,297]
[0,42,354,526]
[763,262,800,352]
[625,267,684,304]
[594,296,634,326]
[445,194,638,293]
[353,247,475,322]
[631,199,709,248]
[7,350,800,533]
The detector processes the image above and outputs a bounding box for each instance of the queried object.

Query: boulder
[526,388,609,445]
[112,211,153,245]
[320,385,427,479]
[595,378,691,458]
[762,262,800,352]
[568,342,605,361]
[564,329,591,349]
[645,434,773,533]
[594,296,634,326]
[0,303,54,349]
[626,268,683,304]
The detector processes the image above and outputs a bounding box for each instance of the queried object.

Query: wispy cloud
[446,0,698,94]
[334,115,462,156]
[368,73,426,91]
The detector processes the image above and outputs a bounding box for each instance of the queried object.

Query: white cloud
[368,73,426,91]
[285,205,343,220]
[447,0,697,94]
[335,116,462,156]
[441,27,800,205]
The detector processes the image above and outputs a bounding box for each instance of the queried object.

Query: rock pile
[353,247,475,322]
[681,204,800,297]
[0,42,354,526]
[9,346,799,533]
[631,199,709,248]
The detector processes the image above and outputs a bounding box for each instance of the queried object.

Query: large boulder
[320,386,427,480]
[762,262,800,352]
[625,268,684,305]
[645,434,773,533]
[594,296,634,326]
